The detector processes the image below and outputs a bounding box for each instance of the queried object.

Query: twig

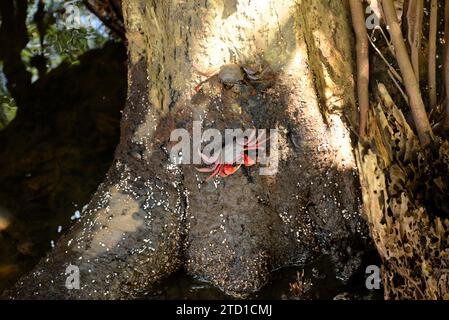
[381,0,433,147]
[428,0,438,110]
[414,0,424,80]
[444,0,449,90]
[388,69,409,104]
[350,0,370,138]
[368,34,403,83]
[83,0,126,40]
[407,0,424,80]
[433,0,449,135]
[373,26,395,56]
[407,0,417,53]
[439,0,449,130]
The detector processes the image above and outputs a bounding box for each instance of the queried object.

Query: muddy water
[147,254,383,300]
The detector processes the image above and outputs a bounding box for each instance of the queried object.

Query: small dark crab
[193,63,273,93]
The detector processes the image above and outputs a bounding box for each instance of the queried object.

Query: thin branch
[407,0,417,53]
[407,0,424,80]
[428,0,438,110]
[388,69,409,104]
[438,0,449,131]
[373,26,395,56]
[83,0,126,41]
[414,0,423,80]
[433,0,449,134]
[444,0,449,89]
[350,0,370,138]
[368,34,403,83]
[381,0,433,147]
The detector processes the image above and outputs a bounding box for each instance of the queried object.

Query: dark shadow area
[145,253,383,300]
[0,0,127,293]
[0,41,127,292]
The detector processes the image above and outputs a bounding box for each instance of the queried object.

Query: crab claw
[199,163,222,181]
[221,164,241,177]
[246,134,268,151]
[196,162,220,180]
[243,154,256,167]
[195,166,216,173]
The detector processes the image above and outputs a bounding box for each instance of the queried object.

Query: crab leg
[195,166,216,173]
[243,154,256,167]
[195,78,212,92]
[192,64,220,92]
[238,130,267,150]
[237,130,257,146]
[206,163,223,181]
[245,137,268,151]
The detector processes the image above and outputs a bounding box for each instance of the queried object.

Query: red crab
[195,130,267,181]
